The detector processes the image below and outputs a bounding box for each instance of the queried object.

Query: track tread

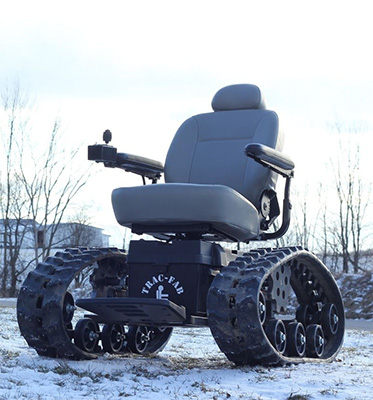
[17,247,126,360]
[207,246,345,366]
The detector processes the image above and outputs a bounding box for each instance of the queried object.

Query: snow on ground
[0,308,372,400]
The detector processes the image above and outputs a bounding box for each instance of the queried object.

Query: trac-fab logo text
[141,274,184,299]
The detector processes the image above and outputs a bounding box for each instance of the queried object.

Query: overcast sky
[1,0,372,241]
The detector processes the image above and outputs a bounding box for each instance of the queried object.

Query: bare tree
[17,117,89,264]
[0,80,32,296]
[291,184,318,249]
[269,124,372,276]
[0,80,91,296]
[63,207,97,248]
[329,123,371,273]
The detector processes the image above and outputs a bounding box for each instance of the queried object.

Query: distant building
[0,219,37,249]
[0,219,110,249]
[47,222,110,248]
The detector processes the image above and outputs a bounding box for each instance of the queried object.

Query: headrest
[211,84,266,111]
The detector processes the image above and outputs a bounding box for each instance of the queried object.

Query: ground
[337,272,373,319]
[0,271,372,399]
[0,305,372,400]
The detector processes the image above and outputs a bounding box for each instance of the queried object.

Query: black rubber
[126,326,173,354]
[17,245,345,366]
[207,246,345,366]
[287,321,306,357]
[17,248,127,360]
[74,318,100,353]
[101,323,126,353]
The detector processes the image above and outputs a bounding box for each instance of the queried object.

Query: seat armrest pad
[117,152,164,180]
[117,153,164,170]
[88,142,164,180]
[245,143,294,176]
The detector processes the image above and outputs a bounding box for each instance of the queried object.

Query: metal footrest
[76,297,186,326]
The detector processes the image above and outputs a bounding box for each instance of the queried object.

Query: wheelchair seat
[112,84,283,242]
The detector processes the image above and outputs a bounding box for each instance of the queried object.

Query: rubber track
[207,246,345,366]
[17,248,126,360]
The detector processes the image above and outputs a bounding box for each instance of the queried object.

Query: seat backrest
[164,84,283,211]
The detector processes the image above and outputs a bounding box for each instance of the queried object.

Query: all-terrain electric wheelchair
[17,84,344,365]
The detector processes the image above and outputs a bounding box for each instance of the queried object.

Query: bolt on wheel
[258,291,267,324]
[287,321,306,357]
[127,326,151,354]
[321,303,339,336]
[63,292,75,326]
[74,318,100,353]
[306,324,325,357]
[126,325,173,355]
[102,324,126,353]
[265,319,287,354]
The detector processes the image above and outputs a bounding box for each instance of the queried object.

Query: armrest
[88,143,164,182]
[116,152,164,181]
[244,143,294,178]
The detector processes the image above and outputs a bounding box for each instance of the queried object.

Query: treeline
[275,123,372,274]
[0,81,90,296]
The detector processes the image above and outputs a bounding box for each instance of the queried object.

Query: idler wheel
[127,325,151,354]
[62,292,75,325]
[287,321,306,357]
[258,291,267,324]
[296,304,314,327]
[320,303,339,336]
[265,319,287,354]
[74,318,100,353]
[306,324,325,357]
[126,325,173,354]
[102,324,126,353]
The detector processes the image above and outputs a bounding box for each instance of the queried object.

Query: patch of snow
[0,298,17,308]
[0,307,372,400]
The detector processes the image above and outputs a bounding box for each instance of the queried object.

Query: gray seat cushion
[112,183,260,242]
[164,109,281,211]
